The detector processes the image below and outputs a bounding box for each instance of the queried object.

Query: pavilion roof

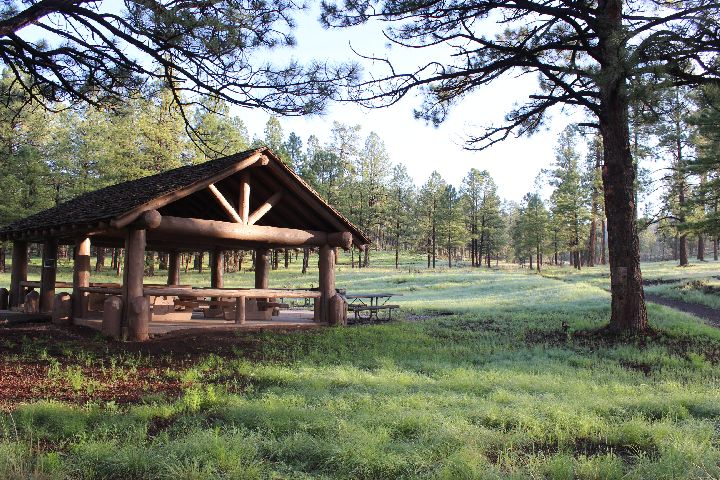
[0,147,370,249]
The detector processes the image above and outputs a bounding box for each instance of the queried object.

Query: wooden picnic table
[344,293,402,322]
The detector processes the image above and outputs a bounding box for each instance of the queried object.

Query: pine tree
[191,99,249,162]
[518,193,550,271]
[655,86,696,266]
[418,172,447,268]
[688,85,720,256]
[547,127,590,269]
[388,164,415,268]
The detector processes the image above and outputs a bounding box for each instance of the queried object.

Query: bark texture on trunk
[597,0,648,333]
[697,235,705,261]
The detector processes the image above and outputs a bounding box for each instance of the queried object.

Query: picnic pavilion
[0,147,370,341]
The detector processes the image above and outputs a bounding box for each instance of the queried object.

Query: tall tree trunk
[145,251,155,276]
[678,181,689,266]
[0,244,6,273]
[529,254,533,270]
[395,218,401,269]
[588,217,597,268]
[302,248,309,275]
[600,219,607,265]
[448,236,452,268]
[697,235,705,261]
[713,238,718,261]
[679,233,688,266]
[597,3,647,332]
[95,247,105,272]
[432,215,437,268]
[427,237,431,268]
[285,249,290,269]
[116,249,122,276]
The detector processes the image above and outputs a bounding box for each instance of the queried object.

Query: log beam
[208,184,243,223]
[248,192,283,226]
[142,287,320,298]
[39,238,58,313]
[73,237,91,318]
[9,240,28,309]
[156,215,353,249]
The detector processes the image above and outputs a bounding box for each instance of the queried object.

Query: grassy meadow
[0,252,719,479]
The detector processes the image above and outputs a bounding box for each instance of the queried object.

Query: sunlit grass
[0,252,719,478]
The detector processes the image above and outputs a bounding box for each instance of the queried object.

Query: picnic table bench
[345,293,402,323]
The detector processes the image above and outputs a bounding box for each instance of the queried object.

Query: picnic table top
[345,293,403,299]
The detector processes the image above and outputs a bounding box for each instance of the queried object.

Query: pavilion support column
[73,238,91,319]
[39,238,58,313]
[210,249,224,288]
[122,228,148,341]
[318,244,335,324]
[9,240,28,309]
[255,248,269,289]
[167,250,180,286]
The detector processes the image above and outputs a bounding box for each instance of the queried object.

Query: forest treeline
[0,72,718,272]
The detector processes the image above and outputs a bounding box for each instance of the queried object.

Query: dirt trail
[541,272,720,328]
[645,293,720,328]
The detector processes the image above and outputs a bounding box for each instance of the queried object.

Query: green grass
[541,259,720,310]
[0,252,719,478]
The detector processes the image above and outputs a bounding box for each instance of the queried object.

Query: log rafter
[208,183,243,223]
[248,192,283,225]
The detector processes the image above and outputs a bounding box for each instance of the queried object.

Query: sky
[17,2,587,204]
[233,8,582,203]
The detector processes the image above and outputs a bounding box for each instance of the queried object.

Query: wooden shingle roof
[0,147,370,248]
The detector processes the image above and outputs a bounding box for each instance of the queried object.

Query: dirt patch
[486,437,656,464]
[146,414,180,439]
[619,360,652,376]
[0,322,309,410]
[643,278,681,286]
[523,325,720,365]
[0,360,187,411]
[645,293,720,328]
[524,328,569,345]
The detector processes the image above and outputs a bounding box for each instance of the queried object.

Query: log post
[24,290,39,314]
[235,296,246,324]
[167,250,180,285]
[51,293,72,326]
[9,240,27,309]
[0,288,8,310]
[122,228,146,340]
[329,293,346,326]
[39,238,58,313]
[255,248,269,289]
[128,296,150,342]
[318,245,335,324]
[102,296,122,339]
[73,237,91,319]
[210,249,224,288]
[255,248,269,313]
